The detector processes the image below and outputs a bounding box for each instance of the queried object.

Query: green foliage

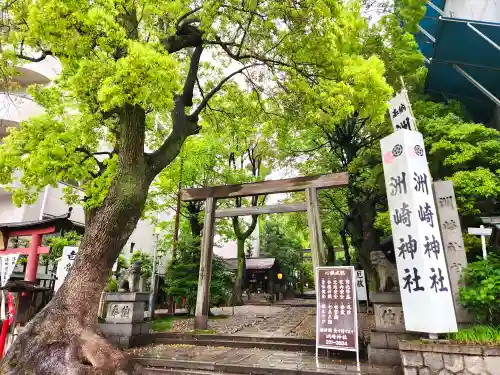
[165,237,232,314]
[447,325,500,345]
[151,316,175,332]
[374,211,392,236]
[395,0,427,32]
[0,0,374,212]
[459,255,500,324]
[261,218,303,286]
[117,255,128,272]
[105,278,118,292]
[129,250,153,280]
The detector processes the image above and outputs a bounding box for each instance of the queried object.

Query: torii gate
[180,172,348,329]
[0,213,76,283]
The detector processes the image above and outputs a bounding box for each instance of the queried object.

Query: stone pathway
[235,307,314,337]
[130,345,400,375]
[166,306,286,335]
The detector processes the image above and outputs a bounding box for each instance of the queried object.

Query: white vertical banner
[355,270,367,301]
[0,254,20,320]
[54,246,78,293]
[388,91,417,132]
[381,130,457,334]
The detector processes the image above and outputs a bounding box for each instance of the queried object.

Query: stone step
[144,368,237,375]
[153,337,315,352]
[151,333,315,345]
[135,357,402,375]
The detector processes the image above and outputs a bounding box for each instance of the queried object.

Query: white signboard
[434,181,472,324]
[54,246,78,293]
[381,130,457,334]
[0,255,19,287]
[468,227,492,236]
[355,270,367,301]
[388,91,416,132]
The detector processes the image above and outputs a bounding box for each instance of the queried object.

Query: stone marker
[433,180,473,325]
[368,291,419,367]
[100,292,151,348]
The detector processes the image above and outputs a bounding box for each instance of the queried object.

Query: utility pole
[169,155,183,315]
[172,155,184,259]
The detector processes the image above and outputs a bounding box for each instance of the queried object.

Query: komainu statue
[118,261,142,292]
[370,250,399,292]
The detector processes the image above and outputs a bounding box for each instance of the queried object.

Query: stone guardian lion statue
[370,250,399,292]
[118,261,142,292]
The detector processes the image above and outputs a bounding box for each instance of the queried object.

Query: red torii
[0,212,76,282]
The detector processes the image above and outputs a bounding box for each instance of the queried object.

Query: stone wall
[400,340,500,375]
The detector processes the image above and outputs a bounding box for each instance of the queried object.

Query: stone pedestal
[99,292,151,349]
[368,292,419,366]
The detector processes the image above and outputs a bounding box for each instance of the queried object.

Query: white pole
[39,186,50,220]
[480,225,488,259]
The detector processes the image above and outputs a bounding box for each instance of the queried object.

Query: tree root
[0,315,142,375]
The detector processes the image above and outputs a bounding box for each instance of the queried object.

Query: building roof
[0,209,83,232]
[224,257,276,271]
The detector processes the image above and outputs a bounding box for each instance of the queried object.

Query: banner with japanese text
[388,91,416,132]
[54,246,78,293]
[355,270,367,301]
[380,130,457,333]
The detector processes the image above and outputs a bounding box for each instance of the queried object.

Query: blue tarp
[415,2,500,123]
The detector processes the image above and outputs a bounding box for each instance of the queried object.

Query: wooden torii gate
[180,172,348,329]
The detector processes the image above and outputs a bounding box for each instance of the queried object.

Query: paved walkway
[131,345,400,375]
[235,307,314,337]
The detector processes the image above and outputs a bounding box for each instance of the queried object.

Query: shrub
[165,237,232,314]
[105,278,118,292]
[459,254,500,324]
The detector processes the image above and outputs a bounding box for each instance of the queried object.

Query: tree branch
[75,147,113,177]
[16,49,52,63]
[175,6,203,30]
[182,46,203,106]
[190,63,262,118]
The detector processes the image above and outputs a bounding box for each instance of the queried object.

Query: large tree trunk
[230,215,258,305]
[231,237,246,305]
[323,230,336,266]
[0,105,155,375]
[354,202,380,291]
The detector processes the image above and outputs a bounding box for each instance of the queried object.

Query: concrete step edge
[151,339,315,352]
[151,333,315,345]
[134,357,391,375]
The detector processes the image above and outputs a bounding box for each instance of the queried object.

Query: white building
[0,56,168,274]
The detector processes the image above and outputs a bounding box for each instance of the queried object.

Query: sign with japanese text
[355,270,367,301]
[388,91,416,132]
[0,255,19,288]
[54,246,78,293]
[434,181,472,324]
[381,130,457,333]
[316,266,358,355]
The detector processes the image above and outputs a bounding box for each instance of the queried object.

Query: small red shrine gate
[0,212,81,283]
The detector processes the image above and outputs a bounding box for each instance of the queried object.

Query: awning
[416,2,500,123]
